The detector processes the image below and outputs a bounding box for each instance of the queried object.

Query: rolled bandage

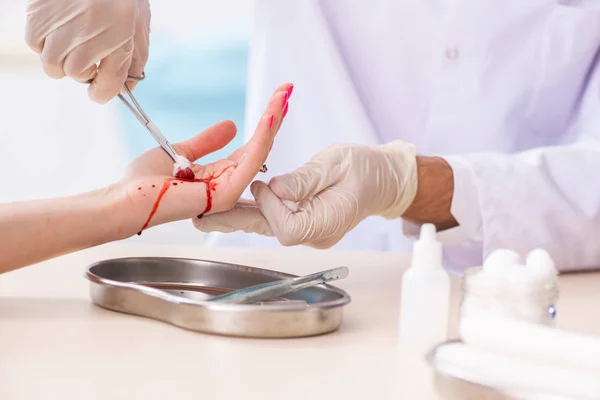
[460,315,600,372]
[432,340,600,398]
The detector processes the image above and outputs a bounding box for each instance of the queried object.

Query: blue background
[119,36,249,164]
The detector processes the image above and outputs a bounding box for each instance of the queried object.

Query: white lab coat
[206,0,600,271]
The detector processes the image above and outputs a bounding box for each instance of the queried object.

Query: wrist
[403,156,458,231]
[375,141,419,219]
[111,178,212,236]
[102,183,142,240]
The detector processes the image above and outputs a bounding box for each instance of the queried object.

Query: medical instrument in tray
[209,266,349,304]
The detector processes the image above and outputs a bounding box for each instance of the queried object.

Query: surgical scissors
[86,73,180,162]
[116,73,180,162]
[88,73,268,173]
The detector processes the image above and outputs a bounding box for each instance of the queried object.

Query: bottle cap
[411,224,443,270]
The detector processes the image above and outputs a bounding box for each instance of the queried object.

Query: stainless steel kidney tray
[85,257,351,338]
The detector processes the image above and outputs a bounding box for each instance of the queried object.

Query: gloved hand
[194,141,419,249]
[25,0,150,103]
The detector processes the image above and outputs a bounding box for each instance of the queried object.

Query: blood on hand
[173,155,196,181]
[137,164,235,235]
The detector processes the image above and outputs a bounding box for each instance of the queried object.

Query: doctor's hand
[195,141,423,248]
[25,0,150,103]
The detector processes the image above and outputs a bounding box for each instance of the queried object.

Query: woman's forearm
[0,85,288,273]
[0,185,131,273]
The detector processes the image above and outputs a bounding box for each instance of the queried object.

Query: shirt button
[445,47,460,60]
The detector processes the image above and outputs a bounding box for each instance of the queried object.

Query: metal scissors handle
[117,73,179,162]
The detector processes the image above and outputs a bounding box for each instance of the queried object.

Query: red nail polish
[269,114,274,128]
[282,102,289,118]
[283,92,288,108]
[287,84,294,97]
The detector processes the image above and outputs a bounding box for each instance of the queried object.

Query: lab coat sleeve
[441,136,600,271]
[426,55,600,271]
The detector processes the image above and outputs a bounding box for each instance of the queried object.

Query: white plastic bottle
[398,224,451,354]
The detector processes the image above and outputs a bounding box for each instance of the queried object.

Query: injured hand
[119,83,293,235]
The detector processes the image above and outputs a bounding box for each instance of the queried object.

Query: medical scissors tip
[86,72,178,162]
[116,73,179,162]
[87,72,268,172]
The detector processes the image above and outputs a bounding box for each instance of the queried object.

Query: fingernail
[282,92,288,108]
[287,84,294,97]
[282,102,289,118]
[269,114,274,129]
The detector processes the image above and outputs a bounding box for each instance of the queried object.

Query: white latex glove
[194,141,418,249]
[25,0,151,103]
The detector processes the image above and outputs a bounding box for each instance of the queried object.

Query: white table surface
[1,244,599,400]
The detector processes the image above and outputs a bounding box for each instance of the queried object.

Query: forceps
[208,266,349,304]
[117,73,180,162]
[88,73,269,172]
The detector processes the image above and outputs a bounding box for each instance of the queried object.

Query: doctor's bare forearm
[0,186,131,274]
[402,156,458,231]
